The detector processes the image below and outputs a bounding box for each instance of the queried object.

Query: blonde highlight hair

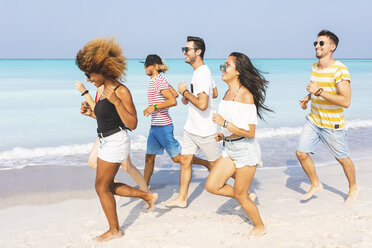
[154,61,169,73]
[75,38,127,81]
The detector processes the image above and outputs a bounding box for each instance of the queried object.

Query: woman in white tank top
[205,52,272,237]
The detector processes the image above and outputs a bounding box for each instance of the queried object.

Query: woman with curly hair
[76,38,158,242]
[205,52,272,237]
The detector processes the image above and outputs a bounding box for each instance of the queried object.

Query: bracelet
[315,88,323,96]
[154,104,158,110]
[81,90,89,96]
[182,89,189,96]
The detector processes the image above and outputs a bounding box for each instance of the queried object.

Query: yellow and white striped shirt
[309,60,351,129]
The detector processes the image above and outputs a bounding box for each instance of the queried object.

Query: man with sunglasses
[296,30,358,205]
[165,36,220,208]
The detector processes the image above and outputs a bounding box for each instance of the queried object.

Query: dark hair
[187,36,206,59]
[229,52,273,120]
[318,30,339,52]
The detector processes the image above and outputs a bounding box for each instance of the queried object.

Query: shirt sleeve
[335,65,351,84]
[153,77,169,93]
[193,68,213,96]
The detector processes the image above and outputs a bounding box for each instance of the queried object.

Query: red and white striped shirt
[147,74,173,126]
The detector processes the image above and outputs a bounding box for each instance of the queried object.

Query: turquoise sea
[0,59,371,170]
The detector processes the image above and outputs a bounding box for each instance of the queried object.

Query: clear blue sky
[1,0,371,59]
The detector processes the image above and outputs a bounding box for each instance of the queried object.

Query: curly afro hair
[76,38,127,81]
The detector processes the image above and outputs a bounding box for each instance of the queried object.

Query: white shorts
[181,131,220,162]
[98,130,130,163]
[222,137,263,168]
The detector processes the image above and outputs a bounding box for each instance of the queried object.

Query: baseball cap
[140,54,162,67]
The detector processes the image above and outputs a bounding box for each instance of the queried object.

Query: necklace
[231,85,242,101]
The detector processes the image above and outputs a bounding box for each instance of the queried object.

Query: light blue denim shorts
[222,137,262,168]
[146,124,181,158]
[296,117,349,159]
[98,129,130,163]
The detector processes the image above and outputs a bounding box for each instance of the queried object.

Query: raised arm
[306,80,351,108]
[143,89,177,117]
[178,81,209,111]
[105,85,138,130]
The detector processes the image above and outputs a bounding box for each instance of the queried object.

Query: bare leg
[234,165,266,237]
[94,158,158,242]
[88,139,99,170]
[336,157,359,205]
[205,156,256,201]
[93,159,123,242]
[88,139,148,192]
[171,153,212,171]
[164,154,194,207]
[205,156,236,197]
[296,151,323,200]
[144,154,156,186]
[121,156,149,192]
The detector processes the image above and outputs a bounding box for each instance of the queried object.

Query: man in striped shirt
[142,54,211,186]
[296,30,358,205]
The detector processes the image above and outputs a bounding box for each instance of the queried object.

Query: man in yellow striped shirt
[296,30,358,205]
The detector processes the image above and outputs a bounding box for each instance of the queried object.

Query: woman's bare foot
[163,197,187,208]
[93,229,123,242]
[345,185,359,205]
[302,183,323,200]
[145,193,158,212]
[248,226,267,237]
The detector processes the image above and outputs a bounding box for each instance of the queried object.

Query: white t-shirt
[184,65,217,136]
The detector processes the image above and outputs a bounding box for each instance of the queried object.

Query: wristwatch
[223,120,229,128]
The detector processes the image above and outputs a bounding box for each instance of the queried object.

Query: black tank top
[94,85,128,133]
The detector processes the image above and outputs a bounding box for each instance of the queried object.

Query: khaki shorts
[181,131,220,161]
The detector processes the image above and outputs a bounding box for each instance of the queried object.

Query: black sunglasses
[313,41,324,47]
[181,47,198,53]
[85,73,91,79]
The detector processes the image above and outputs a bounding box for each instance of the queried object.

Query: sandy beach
[0,159,371,248]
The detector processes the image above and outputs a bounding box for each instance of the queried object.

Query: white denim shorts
[222,137,263,168]
[98,129,130,163]
[181,131,221,162]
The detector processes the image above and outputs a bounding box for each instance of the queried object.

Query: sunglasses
[220,64,235,71]
[313,41,324,47]
[85,73,91,79]
[181,47,198,53]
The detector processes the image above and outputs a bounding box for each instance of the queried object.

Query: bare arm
[105,85,138,130]
[213,113,256,138]
[307,80,351,108]
[168,85,179,98]
[212,87,218,98]
[143,89,177,117]
[178,82,209,111]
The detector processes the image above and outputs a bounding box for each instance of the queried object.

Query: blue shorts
[146,124,181,158]
[296,117,349,159]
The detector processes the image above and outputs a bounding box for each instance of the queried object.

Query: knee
[180,156,192,168]
[95,180,110,195]
[234,189,247,203]
[171,154,181,163]
[205,180,217,194]
[296,151,308,161]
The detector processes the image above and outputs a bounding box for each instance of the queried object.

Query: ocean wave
[1,119,372,161]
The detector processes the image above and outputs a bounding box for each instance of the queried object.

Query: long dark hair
[230,52,272,120]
